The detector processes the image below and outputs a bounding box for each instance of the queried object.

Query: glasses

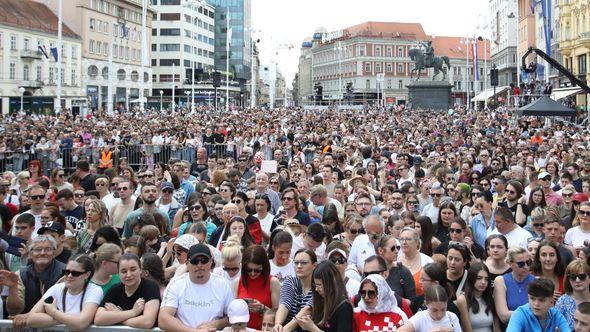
[162,189,173,194]
[117,187,129,191]
[506,190,516,194]
[363,270,385,278]
[245,267,264,274]
[399,237,414,243]
[294,260,310,266]
[349,228,364,235]
[449,228,463,234]
[172,248,187,256]
[282,196,295,201]
[189,256,210,265]
[541,176,552,182]
[568,273,588,282]
[95,183,107,187]
[563,193,573,198]
[223,267,240,273]
[579,210,590,217]
[111,183,120,187]
[515,259,533,268]
[188,204,203,211]
[29,195,45,200]
[57,173,65,178]
[63,269,87,277]
[390,245,401,252]
[32,247,54,253]
[430,193,441,197]
[329,257,347,265]
[238,159,247,162]
[471,192,483,197]
[270,181,279,185]
[230,200,243,204]
[358,290,377,299]
[532,222,544,227]
[74,193,85,197]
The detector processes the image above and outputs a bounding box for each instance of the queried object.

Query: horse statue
[408,47,451,81]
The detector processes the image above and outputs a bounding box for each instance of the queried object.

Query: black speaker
[490,68,499,86]
[212,71,221,87]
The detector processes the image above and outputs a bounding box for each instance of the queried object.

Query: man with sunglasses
[159,243,233,331]
[420,185,444,226]
[156,181,181,223]
[101,176,123,213]
[349,215,385,273]
[490,206,532,250]
[19,185,46,237]
[539,172,564,206]
[110,180,136,235]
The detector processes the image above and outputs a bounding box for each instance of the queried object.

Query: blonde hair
[506,246,527,264]
[94,243,122,268]
[221,235,243,261]
[86,199,110,227]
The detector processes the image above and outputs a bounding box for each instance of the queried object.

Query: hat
[227,299,250,324]
[160,182,174,191]
[538,172,551,180]
[349,176,368,188]
[327,248,347,259]
[413,156,423,164]
[188,243,212,260]
[573,192,589,203]
[37,221,65,235]
[306,223,326,242]
[254,152,264,163]
[175,234,198,251]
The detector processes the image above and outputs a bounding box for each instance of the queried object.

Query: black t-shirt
[100,278,161,310]
[323,300,353,332]
[79,173,96,192]
[54,248,72,264]
[62,205,84,229]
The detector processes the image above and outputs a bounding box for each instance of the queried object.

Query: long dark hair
[423,262,456,301]
[141,252,167,286]
[63,254,95,311]
[267,230,293,260]
[531,240,565,277]
[322,203,344,234]
[89,226,123,252]
[311,261,348,326]
[221,216,255,249]
[464,262,495,315]
[241,245,270,288]
[415,216,434,256]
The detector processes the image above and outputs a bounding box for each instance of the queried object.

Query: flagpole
[56,0,62,114]
[172,62,175,111]
[225,6,230,113]
[140,0,147,112]
[107,35,113,116]
[191,59,195,113]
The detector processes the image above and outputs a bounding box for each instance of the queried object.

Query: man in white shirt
[159,243,233,331]
[308,184,344,220]
[490,206,532,250]
[420,185,443,226]
[290,223,326,259]
[348,215,385,273]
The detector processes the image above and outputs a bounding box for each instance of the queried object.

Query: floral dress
[555,293,576,330]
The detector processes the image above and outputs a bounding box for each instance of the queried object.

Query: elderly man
[308,184,344,220]
[348,215,385,272]
[420,184,444,226]
[254,173,281,214]
[19,235,65,313]
[209,203,239,248]
[159,243,233,331]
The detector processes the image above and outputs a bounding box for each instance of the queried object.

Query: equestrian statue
[409,41,451,81]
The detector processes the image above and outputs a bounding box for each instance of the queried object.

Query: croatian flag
[471,41,479,81]
[50,47,59,62]
[38,45,49,59]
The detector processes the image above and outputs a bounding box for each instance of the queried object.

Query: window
[160,44,180,51]
[131,70,139,82]
[356,45,366,57]
[387,79,392,89]
[97,20,102,32]
[89,40,95,53]
[375,46,381,57]
[35,65,41,81]
[399,80,403,89]
[117,69,126,81]
[103,22,108,34]
[113,44,117,57]
[132,49,136,61]
[71,69,76,85]
[160,13,180,21]
[386,63,392,72]
[578,54,587,74]
[10,35,16,50]
[71,45,77,58]
[151,44,156,51]
[8,63,14,79]
[49,67,54,82]
[375,63,382,73]
[125,46,129,60]
[152,28,157,36]
[458,81,462,90]
[366,79,370,89]
[114,24,118,37]
[365,62,371,72]
[161,0,180,4]
[97,41,102,54]
[103,43,108,56]
[184,44,191,53]
[397,47,404,57]
[159,59,180,66]
[160,28,180,36]
[185,29,191,38]
[23,65,29,81]
[184,60,191,67]
[90,18,95,31]
[397,63,403,73]
[102,67,108,79]
[151,59,157,66]
[23,38,29,50]
[119,45,124,58]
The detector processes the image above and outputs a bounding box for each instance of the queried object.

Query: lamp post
[80,88,86,118]
[19,87,25,112]
[207,91,212,109]
[460,37,471,108]
[159,90,163,112]
[334,41,346,105]
[171,62,175,111]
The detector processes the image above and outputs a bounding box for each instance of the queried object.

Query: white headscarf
[356,274,408,322]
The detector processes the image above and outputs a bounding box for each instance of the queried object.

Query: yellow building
[558,0,590,107]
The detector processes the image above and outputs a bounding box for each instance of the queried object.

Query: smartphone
[45,296,54,304]
[6,236,26,257]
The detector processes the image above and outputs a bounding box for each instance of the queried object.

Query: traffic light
[212,71,221,87]
[314,83,323,102]
[490,68,499,86]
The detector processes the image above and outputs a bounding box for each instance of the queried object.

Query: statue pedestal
[407,81,452,111]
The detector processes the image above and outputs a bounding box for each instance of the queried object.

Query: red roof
[0,0,79,39]
[430,36,490,60]
[343,21,428,41]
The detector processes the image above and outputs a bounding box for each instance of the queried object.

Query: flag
[471,42,479,81]
[121,23,128,38]
[50,47,58,62]
[530,3,535,15]
[38,45,48,59]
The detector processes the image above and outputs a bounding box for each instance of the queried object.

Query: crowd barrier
[0,320,162,331]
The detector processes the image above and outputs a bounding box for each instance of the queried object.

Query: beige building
[0,0,83,114]
[39,0,153,111]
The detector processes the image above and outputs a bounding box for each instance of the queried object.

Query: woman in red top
[531,239,566,297]
[233,245,281,329]
[353,274,407,332]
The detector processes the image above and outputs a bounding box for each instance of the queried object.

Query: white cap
[228,299,250,324]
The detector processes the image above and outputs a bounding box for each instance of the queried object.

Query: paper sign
[260,160,278,174]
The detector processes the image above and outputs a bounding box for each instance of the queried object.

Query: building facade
[40,0,154,111]
[490,0,518,86]
[0,0,83,114]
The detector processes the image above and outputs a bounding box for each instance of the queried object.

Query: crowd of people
[0,104,589,331]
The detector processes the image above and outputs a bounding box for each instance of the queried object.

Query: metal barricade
[0,319,162,331]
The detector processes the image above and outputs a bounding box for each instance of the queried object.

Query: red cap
[572,192,589,203]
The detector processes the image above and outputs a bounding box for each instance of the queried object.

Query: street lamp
[19,87,25,112]
[334,41,347,105]
[376,74,384,107]
[159,90,163,112]
[460,38,471,108]
[207,91,212,109]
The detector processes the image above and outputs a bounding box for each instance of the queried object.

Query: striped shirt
[280,276,313,324]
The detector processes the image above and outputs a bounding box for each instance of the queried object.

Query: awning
[550,87,582,101]
[472,86,510,102]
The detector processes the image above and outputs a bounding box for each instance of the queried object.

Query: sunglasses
[282,196,295,201]
[74,193,85,197]
[349,228,364,235]
[390,245,401,252]
[329,257,347,265]
[515,259,533,268]
[63,269,87,277]
[579,210,590,217]
[358,290,377,299]
[430,193,441,197]
[363,270,385,278]
[568,273,588,281]
[189,256,210,265]
[230,200,243,204]
[188,205,203,211]
[449,228,463,234]
[245,267,264,274]
[29,195,45,200]
[532,223,544,228]
[471,192,483,197]
[223,267,240,273]
[117,187,129,191]
[563,193,573,198]
[162,189,173,194]
[541,177,552,181]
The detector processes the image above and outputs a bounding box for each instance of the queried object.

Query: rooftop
[0,0,80,39]
[430,36,490,60]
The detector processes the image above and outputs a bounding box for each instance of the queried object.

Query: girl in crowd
[399,227,434,299]
[399,284,461,332]
[462,185,484,222]
[50,168,72,192]
[456,263,497,332]
[353,274,406,331]
[410,262,460,316]
[531,240,566,297]
[434,201,457,244]
[141,252,168,297]
[483,234,511,283]
[386,215,405,239]
[90,243,122,294]
[221,216,255,250]
[234,245,281,330]
[94,253,160,328]
[89,226,123,252]
[294,261,353,332]
[233,191,263,245]
[375,234,416,304]
[213,236,243,282]
[494,246,535,327]
[527,237,541,261]
[77,199,110,254]
[23,255,103,330]
[274,249,317,331]
[333,214,364,248]
[527,187,546,212]
[414,216,437,256]
[254,193,275,243]
[446,242,471,296]
[267,230,295,283]
[176,198,208,237]
[322,203,344,236]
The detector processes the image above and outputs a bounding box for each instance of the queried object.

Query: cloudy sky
[251,0,489,85]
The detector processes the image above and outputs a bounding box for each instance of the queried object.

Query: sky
[251,0,489,87]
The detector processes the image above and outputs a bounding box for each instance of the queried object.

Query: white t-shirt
[290,235,326,260]
[269,259,296,284]
[348,234,376,271]
[101,194,120,214]
[565,226,590,248]
[345,277,360,298]
[254,213,275,235]
[490,225,532,249]
[408,309,461,332]
[161,273,234,328]
[420,204,440,225]
[42,282,103,314]
[212,266,241,283]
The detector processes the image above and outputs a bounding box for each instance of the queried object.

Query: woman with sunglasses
[435,217,484,259]
[469,170,482,186]
[405,194,421,216]
[22,254,102,330]
[569,192,589,227]
[332,213,363,249]
[455,263,497,332]
[274,249,318,332]
[493,246,535,327]
[233,245,280,330]
[375,234,416,304]
[525,207,546,239]
[94,253,161,328]
[531,240,566,298]
[353,274,406,331]
[212,236,242,282]
[556,259,590,330]
[268,230,296,284]
[479,178,492,193]
[175,197,209,237]
[565,202,590,251]
[50,168,72,192]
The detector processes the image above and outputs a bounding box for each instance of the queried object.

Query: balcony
[579,32,590,43]
[20,80,42,88]
[20,49,42,60]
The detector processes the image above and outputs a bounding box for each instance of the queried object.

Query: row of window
[150,43,214,58]
[364,62,412,74]
[154,12,214,33]
[150,59,211,68]
[88,40,143,63]
[7,63,76,84]
[87,65,148,82]
[152,0,215,19]
[0,33,78,58]
[89,0,143,24]
[90,19,143,43]
[184,30,215,46]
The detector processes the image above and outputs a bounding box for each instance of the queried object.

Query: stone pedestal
[407,81,452,111]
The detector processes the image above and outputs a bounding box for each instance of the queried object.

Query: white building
[490,0,519,86]
[0,0,83,114]
[150,0,217,108]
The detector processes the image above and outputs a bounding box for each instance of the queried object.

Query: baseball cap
[37,221,65,235]
[327,248,347,259]
[227,299,250,324]
[306,223,326,242]
[160,182,174,191]
[538,172,551,180]
[174,234,198,251]
[188,243,212,260]
[573,192,589,203]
